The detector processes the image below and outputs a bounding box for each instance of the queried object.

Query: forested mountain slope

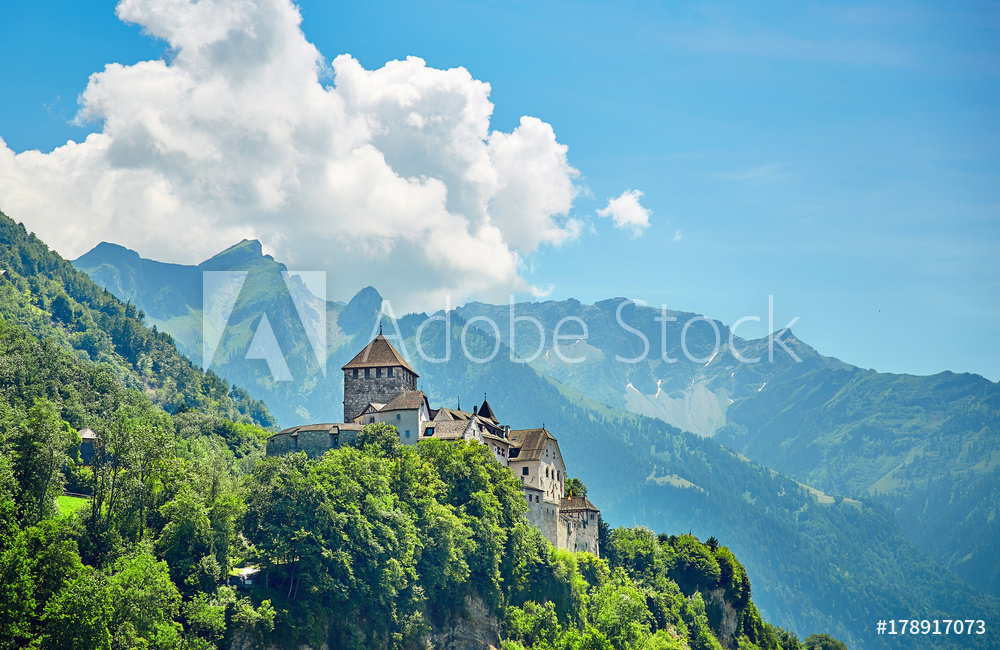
[390,313,999,649]
[0,214,273,428]
[456,298,1000,598]
[71,236,1000,647]
[0,267,812,650]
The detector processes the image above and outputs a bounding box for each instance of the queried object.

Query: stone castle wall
[559,512,600,557]
[343,369,417,421]
[266,428,359,459]
[525,497,560,544]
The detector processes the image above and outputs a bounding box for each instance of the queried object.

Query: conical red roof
[341,334,417,375]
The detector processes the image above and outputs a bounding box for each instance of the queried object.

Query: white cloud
[0,0,583,310]
[597,189,651,238]
[672,230,683,242]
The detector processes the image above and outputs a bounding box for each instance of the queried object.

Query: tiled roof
[475,415,505,437]
[381,390,428,412]
[341,334,417,374]
[560,496,599,512]
[482,431,510,445]
[422,420,469,440]
[508,428,557,462]
[433,407,474,422]
[272,423,363,438]
[478,399,499,423]
[78,427,97,440]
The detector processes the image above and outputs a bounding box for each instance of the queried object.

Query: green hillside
[68,236,1000,647]
[0,270,805,650]
[456,299,1000,597]
[391,313,999,649]
[0,214,273,429]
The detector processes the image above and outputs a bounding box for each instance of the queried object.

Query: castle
[266,334,601,556]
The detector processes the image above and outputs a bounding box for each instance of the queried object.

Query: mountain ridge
[68,237,1000,648]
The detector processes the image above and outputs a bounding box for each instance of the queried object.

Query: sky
[0,0,997,380]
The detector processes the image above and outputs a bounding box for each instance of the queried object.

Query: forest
[0,214,843,648]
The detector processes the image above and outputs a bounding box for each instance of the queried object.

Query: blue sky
[1,0,998,380]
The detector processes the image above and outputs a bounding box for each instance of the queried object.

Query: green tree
[502,601,561,649]
[39,567,113,650]
[589,572,653,650]
[24,517,86,625]
[156,485,215,593]
[564,477,588,498]
[0,458,34,647]
[85,405,173,565]
[356,421,402,458]
[107,546,183,649]
[803,633,848,650]
[10,398,76,525]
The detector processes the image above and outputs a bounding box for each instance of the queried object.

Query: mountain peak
[199,239,269,270]
[73,241,141,266]
[338,286,384,335]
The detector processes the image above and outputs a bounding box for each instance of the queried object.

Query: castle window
[405,430,410,437]
[590,514,595,521]
[353,369,358,379]
[522,467,529,476]
[396,413,401,421]
[376,367,381,378]
[364,368,370,379]
[545,468,549,478]
[388,367,394,378]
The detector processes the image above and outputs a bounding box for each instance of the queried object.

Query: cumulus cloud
[0,0,582,310]
[597,189,651,238]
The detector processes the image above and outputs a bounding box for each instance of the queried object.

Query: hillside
[0,215,273,428]
[0,265,809,649]
[67,238,1000,648]
[454,299,1000,597]
[391,313,999,649]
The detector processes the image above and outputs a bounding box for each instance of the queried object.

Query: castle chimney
[473,405,478,416]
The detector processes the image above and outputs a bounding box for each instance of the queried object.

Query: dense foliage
[393,315,999,649]
[0,242,815,649]
[0,387,815,650]
[0,213,273,428]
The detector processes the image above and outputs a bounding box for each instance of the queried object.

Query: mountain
[72,239,1000,648]
[4,214,801,650]
[76,237,360,426]
[454,300,1000,597]
[0,216,273,427]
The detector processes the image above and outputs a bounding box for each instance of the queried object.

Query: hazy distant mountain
[456,300,1000,597]
[72,239,1000,647]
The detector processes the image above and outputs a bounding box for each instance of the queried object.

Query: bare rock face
[426,595,500,650]
[706,587,739,649]
[229,596,497,650]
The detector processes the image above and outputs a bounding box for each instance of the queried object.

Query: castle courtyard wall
[265,428,359,459]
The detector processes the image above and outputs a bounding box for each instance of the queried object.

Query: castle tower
[342,334,418,422]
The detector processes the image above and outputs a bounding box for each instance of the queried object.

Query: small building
[355,390,431,445]
[265,423,363,458]
[78,428,98,465]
